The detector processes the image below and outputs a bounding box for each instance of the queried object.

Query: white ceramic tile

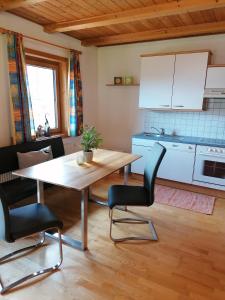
[144,99,225,139]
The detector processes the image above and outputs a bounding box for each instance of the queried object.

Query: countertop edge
[132,134,225,148]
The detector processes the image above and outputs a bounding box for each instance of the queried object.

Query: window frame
[25,50,67,135]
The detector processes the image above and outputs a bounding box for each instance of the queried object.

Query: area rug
[155,185,215,215]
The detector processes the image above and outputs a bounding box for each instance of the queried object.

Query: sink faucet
[151,127,165,135]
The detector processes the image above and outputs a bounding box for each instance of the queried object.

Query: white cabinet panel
[131,139,196,184]
[139,55,175,109]
[205,67,225,88]
[131,144,152,174]
[157,142,195,184]
[172,52,208,110]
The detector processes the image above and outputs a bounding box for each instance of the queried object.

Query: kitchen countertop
[133,133,225,148]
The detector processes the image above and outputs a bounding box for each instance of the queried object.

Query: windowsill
[36,133,68,141]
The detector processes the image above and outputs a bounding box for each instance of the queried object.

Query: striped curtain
[7,33,35,144]
[69,51,83,136]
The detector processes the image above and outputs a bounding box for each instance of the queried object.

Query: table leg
[116,164,129,211]
[89,165,130,210]
[46,187,89,251]
[81,188,88,250]
[37,180,44,203]
[124,164,129,185]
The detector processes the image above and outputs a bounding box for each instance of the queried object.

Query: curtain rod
[0,27,82,55]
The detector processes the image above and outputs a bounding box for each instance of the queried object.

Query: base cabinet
[131,145,152,174]
[132,139,196,184]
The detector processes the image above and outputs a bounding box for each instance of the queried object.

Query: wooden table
[13,149,140,251]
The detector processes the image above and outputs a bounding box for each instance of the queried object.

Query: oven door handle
[198,152,224,158]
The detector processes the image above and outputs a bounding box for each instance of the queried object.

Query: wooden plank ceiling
[2,0,225,46]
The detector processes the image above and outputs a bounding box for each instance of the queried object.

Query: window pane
[27,65,58,130]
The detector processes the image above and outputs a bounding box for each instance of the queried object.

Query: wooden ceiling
[2,0,225,46]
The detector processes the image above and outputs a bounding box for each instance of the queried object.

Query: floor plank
[1,173,225,299]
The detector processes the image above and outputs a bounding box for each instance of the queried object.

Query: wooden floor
[1,174,225,300]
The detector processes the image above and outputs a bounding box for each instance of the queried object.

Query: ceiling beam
[0,0,46,11]
[44,0,225,33]
[81,21,225,47]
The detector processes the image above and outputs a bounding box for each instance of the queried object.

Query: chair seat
[9,203,63,242]
[108,185,151,209]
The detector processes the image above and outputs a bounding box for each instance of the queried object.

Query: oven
[193,145,225,187]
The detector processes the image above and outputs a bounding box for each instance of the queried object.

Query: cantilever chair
[108,142,166,242]
[0,191,63,295]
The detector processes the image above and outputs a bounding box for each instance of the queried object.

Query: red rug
[155,185,215,215]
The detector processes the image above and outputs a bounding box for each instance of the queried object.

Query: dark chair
[108,142,166,242]
[0,190,63,294]
[0,136,65,206]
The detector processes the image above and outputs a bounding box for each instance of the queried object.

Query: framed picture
[114,77,123,85]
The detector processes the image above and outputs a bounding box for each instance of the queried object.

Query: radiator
[0,172,18,183]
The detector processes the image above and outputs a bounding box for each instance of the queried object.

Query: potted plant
[81,125,103,163]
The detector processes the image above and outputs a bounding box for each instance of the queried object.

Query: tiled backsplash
[144,99,225,139]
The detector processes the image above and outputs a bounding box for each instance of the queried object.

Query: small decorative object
[36,125,45,137]
[76,154,84,165]
[81,125,103,163]
[114,76,123,85]
[124,76,133,85]
[44,114,50,137]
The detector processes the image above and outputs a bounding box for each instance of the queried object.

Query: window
[26,54,63,134]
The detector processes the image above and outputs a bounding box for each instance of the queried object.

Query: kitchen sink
[144,133,171,137]
[144,132,185,141]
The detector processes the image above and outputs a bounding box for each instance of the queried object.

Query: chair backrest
[0,190,11,242]
[144,142,166,206]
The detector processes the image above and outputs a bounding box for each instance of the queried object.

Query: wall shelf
[106,84,140,86]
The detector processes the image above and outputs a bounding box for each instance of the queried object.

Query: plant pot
[83,151,93,163]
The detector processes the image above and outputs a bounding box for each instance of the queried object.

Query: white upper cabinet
[139,51,209,110]
[205,66,225,88]
[172,52,209,110]
[139,55,175,109]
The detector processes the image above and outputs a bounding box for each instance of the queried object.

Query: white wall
[0,12,98,147]
[97,33,225,152]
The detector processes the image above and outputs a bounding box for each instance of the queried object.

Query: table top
[13,149,140,191]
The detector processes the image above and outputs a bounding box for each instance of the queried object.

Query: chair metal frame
[109,208,158,242]
[108,143,166,243]
[0,227,63,295]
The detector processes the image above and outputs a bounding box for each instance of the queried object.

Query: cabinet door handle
[173,105,184,108]
[160,105,170,107]
[172,144,179,147]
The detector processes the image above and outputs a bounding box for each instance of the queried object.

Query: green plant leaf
[81,125,103,152]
